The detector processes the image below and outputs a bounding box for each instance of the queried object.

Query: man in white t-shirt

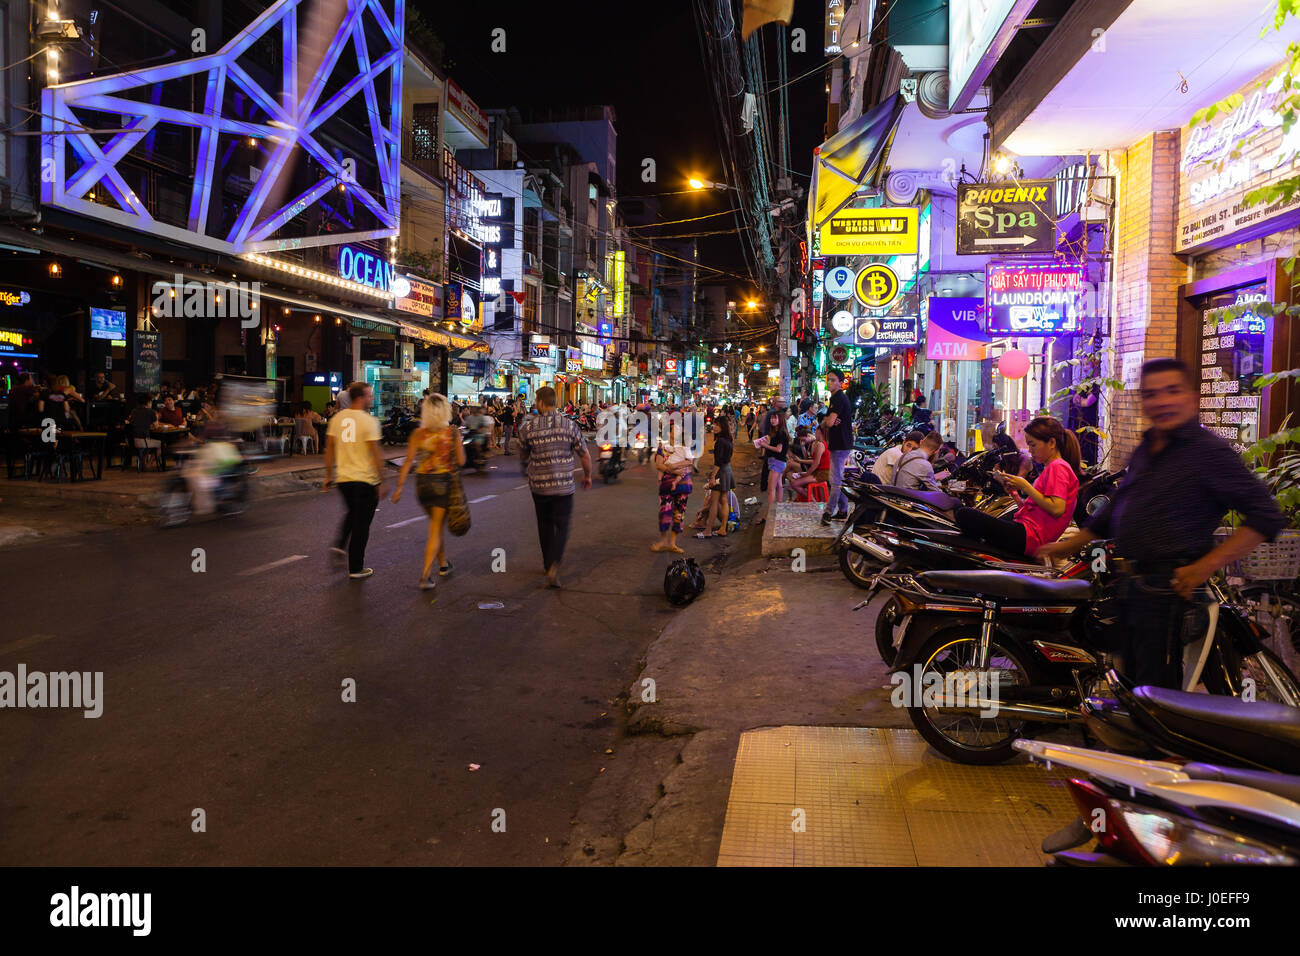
[872,431,922,484]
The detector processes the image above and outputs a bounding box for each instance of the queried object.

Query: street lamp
[688,176,740,192]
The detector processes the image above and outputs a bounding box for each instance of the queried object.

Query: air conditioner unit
[523,252,537,271]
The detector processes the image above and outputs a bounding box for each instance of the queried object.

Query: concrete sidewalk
[566,551,1076,866]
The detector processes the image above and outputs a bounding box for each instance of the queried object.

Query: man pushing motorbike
[1038,358,1285,689]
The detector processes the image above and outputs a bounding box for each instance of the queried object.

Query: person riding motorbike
[183,409,242,516]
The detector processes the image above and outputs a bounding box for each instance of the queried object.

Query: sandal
[439,560,453,577]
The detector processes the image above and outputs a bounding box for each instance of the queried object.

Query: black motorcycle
[883,563,1300,765]
[598,442,625,483]
[381,407,417,446]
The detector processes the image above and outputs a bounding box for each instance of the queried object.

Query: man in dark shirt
[1040,358,1285,687]
[820,369,855,525]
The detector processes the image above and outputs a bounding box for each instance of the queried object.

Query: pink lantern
[998,349,1030,380]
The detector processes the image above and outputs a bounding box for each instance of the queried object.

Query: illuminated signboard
[949,0,1034,110]
[985,262,1086,335]
[395,275,439,318]
[926,297,989,360]
[819,207,919,256]
[0,290,31,307]
[337,245,395,295]
[0,327,38,357]
[665,358,679,374]
[855,317,918,347]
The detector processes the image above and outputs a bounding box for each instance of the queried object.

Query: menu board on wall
[133,331,161,394]
[1197,283,1266,452]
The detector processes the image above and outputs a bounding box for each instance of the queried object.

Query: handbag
[447,469,471,536]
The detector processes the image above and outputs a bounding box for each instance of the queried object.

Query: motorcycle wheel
[906,628,1038,765]
[1241,648,1300,707]
[838,546,880,590]
[875,595,901,666]
[603,470,613,484]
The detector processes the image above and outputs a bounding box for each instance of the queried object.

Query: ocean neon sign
[338,245,394,294]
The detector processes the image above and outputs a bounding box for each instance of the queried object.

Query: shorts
[714,463,735,494]
[813,468,831,484]
[416,472,453,513]
[767,459,787,475]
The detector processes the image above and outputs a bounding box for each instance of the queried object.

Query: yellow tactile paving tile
[718,726,1078,867]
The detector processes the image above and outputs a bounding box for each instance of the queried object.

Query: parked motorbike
[599,442,625,483]
[1016,733,1300,866]
[381,407,417,446]
[882,563,1300,765]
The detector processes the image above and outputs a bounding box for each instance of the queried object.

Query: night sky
[419,0,826,289]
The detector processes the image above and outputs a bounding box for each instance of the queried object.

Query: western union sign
[819,207,919,256]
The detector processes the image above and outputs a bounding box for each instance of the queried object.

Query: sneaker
[349,568,374,579]
[819,511,835,526]
[439,560,453,577]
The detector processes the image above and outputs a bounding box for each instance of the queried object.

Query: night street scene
[2,0,1300,933]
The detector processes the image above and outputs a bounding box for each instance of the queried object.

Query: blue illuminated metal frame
[41,0,404,255]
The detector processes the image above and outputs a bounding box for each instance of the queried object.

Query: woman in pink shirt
[955,417,1081,558]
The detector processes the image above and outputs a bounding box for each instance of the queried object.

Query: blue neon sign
[337,245,394,293]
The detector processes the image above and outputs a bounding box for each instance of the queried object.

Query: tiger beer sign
[819,207,919,256]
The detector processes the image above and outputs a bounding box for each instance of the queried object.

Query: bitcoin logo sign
[855,264,899,308]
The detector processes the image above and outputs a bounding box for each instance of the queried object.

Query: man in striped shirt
[517,386,592,589]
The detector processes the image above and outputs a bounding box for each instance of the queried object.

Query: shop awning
[809,94,906,235]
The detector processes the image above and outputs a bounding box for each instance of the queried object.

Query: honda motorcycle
[882,564,1300,765]
[1015,673,1300,865]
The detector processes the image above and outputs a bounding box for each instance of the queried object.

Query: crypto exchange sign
[957,180,1056,254]
[855,316,918,347]
[819,208,919,256]
[985,262,1086,335]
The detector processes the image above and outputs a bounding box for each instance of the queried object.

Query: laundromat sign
[1177,64,1300,252]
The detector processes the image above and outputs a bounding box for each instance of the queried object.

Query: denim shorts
[767,459,787,475]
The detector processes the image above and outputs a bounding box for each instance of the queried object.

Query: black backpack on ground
[664,557,706,607]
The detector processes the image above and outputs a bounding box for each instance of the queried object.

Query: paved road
[0,447,749,865]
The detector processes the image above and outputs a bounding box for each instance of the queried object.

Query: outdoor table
[150,425,190,471]
[264,420,296,455]
[60,431,107,480]
[14,427,107,480]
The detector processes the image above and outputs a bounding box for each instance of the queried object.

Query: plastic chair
[796,481,830,503]
[297,434,317,454]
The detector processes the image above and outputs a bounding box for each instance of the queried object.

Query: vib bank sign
[925,297,990,361]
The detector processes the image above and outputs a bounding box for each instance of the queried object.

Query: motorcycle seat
[918,569,1092,603]
[1133,687,1300,774]
[1182,762,1300,804]
[874,486,962,511]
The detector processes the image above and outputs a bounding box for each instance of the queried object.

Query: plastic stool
[797,481,830,503]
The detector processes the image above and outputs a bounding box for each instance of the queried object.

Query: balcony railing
[401,126,442,182]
